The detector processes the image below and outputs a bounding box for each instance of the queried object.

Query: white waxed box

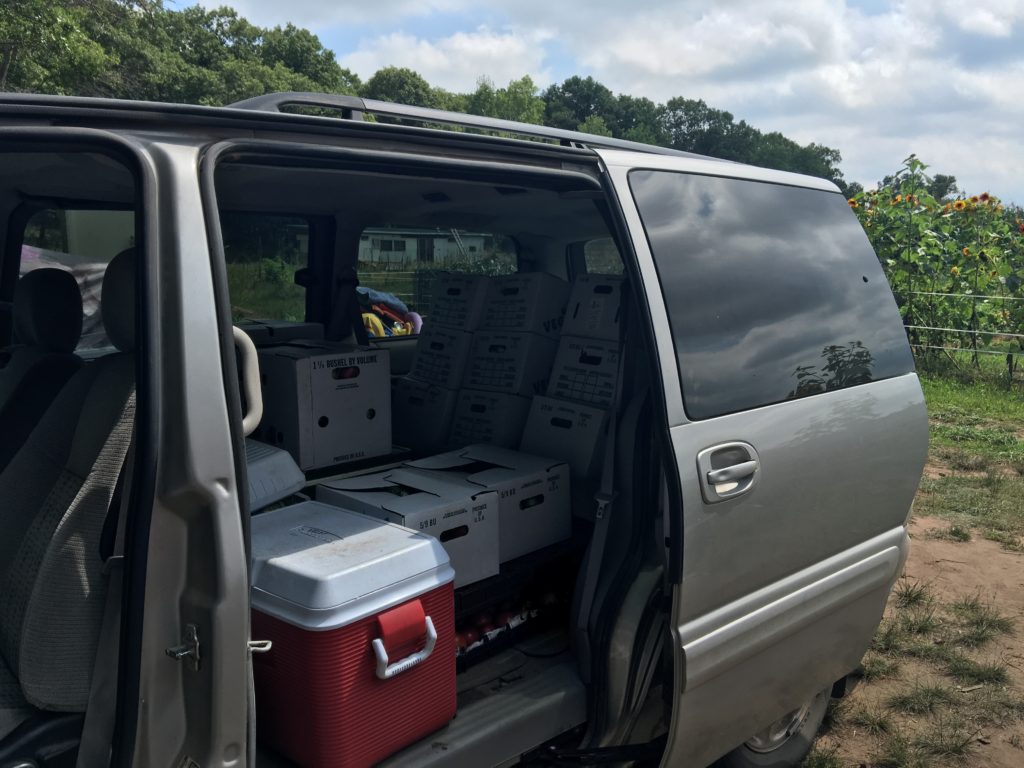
[406,444,571,563]
[316,469,500,587]
[255,341,391,471]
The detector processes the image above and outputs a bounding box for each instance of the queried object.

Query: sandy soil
[817,515,1024,767]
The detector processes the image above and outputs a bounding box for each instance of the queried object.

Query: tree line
[0,0,870,192]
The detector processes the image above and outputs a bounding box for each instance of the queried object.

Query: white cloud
[225,0,465,28]
[208,0,1024,202]
[340,27,553,92]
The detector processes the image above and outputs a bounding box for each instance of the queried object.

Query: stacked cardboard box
[450,273,568,449]
[521,274,624,480]
[316,467,499,587]
[256,341,392,471]
[406,444,571,563]
[392,274,490,453]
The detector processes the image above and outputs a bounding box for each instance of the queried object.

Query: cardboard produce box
[410,326,474,390]
[562,274,624,341]
[520,396,609,480]
[408,445,571,563]
[464,331,558,397]
[256,341,391,471]
[481,273,569,337]
[428,274,490,330]
[392,376,459,453]
[547,335,621,408]
[316,468,499,587]
[449,389,531,449]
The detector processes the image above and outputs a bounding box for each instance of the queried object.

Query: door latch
[166,623,201,672]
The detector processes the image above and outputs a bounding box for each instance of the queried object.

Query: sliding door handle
[696,442,761,504]
[706,460,758,485]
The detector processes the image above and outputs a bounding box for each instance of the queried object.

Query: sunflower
[970,196,979,204]
[951,266,961,277]
[848,199,859,209]
[953,200,967,211]
[892,194,903,204]
[979,192,990,203]
[962,247,970,256]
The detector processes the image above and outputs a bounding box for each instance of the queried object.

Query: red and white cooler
[250,501,456,767]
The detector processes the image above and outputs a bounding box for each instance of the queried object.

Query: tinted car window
[222,213,309,323]
[629,170,914,420]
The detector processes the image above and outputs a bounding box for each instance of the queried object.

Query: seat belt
[574,287,632,678]
[78,393,137,768]
[325,266,369,345]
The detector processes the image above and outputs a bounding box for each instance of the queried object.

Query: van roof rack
[228,91,711,162]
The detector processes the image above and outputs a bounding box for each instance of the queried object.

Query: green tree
[467,75,543,123]
[542,75,617,132]
[0,0,112,93]
[659,97,757,160]
[361,66,437,107]
[615,94,665,145]
[576,114,612,137]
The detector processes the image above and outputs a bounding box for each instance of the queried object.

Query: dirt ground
[814,515,1024,766]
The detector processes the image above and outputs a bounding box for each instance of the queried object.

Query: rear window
[359,227,517,335]
[629,170,914,420]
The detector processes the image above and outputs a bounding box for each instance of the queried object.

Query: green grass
[871,732,930,768]
[800,744,844,768]
[847,705,893,735]
[887,682,957,714]
[922,374,1024,425]
[861,653,901,681]
[929,524,972,542]
[949,595,1014,646]
[912,715,976,761]
[893,580,932,609]
[917,372,1024,548]
[942,653,1010,685]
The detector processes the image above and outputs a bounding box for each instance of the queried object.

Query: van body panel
[604,148,927,766]
[660,374,926,766]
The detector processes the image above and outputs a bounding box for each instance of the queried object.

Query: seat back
[0,251,136,717]
[0,269,84,474]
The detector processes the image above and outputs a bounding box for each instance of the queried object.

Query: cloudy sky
[208,0,1023,203]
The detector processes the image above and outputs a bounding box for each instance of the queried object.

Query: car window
[583,237,624,275]
[222,213,310,322]
[629,170,915,420]
[19,208,134,350]
[358,227,517,337]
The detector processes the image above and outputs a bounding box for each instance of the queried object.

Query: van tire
[714,687,830,768]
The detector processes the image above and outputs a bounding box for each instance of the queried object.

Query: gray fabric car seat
[0,269,84,474]
[0,250,136,739]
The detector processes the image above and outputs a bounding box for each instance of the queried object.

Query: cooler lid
[251,501,454,629]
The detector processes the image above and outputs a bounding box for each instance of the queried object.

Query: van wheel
[714,687,830,767]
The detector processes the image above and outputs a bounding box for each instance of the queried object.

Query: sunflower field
[850,155,1024,379]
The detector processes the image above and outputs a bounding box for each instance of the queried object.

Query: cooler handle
[371,615,437,680]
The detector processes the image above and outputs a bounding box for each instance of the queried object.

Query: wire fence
[902,290,1023,384]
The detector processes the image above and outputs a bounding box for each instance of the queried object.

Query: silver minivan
[0,92,928,768]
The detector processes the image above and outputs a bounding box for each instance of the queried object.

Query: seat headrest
[101,248,137,352]
[13,268,83,353]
